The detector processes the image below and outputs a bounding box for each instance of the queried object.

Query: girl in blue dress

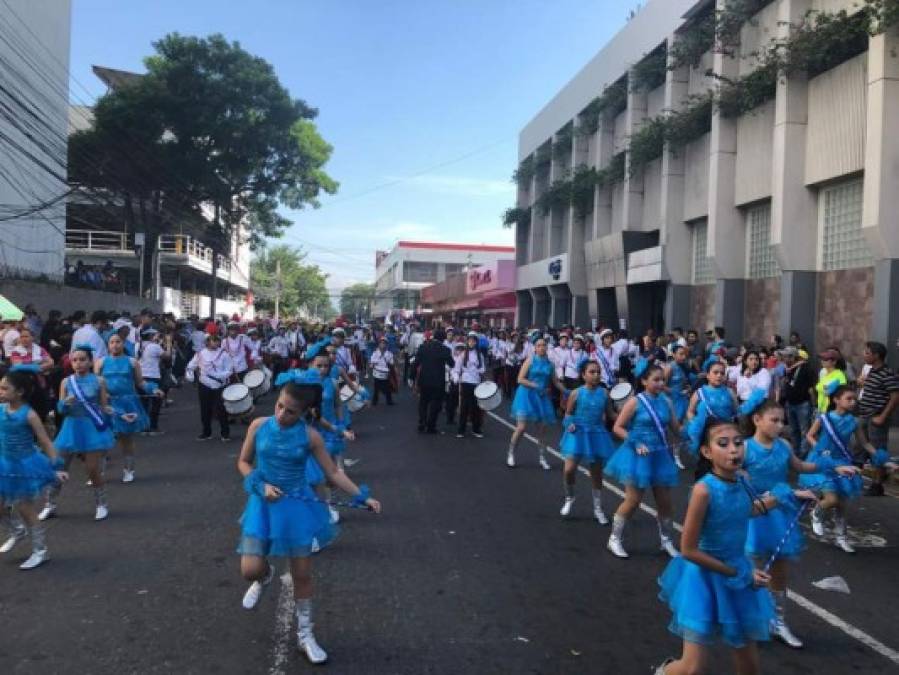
[654,418,814,675]
[665,345,693,470]
[801,384,878,554]
[685,361,738,483]
[42,345,115,522]
[237,379,381,665]
[559,360,617,524]
[508,337,567,471]
[0,370,67,570]
[606,361,681,559]
[95,334,162,484]
[740,395,858,649]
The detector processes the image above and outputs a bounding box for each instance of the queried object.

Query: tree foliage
[339,282,376,319]
[250,244,331,317]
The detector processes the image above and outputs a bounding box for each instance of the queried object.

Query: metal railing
[65,229,133,252]
[158,234,214,265]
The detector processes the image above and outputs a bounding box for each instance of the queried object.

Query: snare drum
[474,381,503,411]
[223,384,252,416]
[609,382,634,412]
[243,369,266,398]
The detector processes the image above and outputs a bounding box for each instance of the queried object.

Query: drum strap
[819,414,854,464]
[636,393,669,455]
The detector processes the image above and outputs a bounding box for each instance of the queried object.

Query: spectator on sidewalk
[856,341,899,496]
[779,347,816,458]
[71,310,108,359]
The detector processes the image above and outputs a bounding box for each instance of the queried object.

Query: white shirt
[406,332,424,356]
[267,335,290,358]
[186,348,234,389]
[370,348,394,380]
[594,345,619,385]
[564,349,588,380]
[551,346,570,378]
[191,330,208,353]
[491,340,509,363]
[2,327,20,355]
[736,368,773,402]
[453,350,485,385]
[71,325,107,359]
[223,335,248,372]
[245,338,262,363]
[139,342,164,379]
[333,344,357,375]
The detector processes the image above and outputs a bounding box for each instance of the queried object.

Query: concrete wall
[815,267,874,366]
[735,101,775,206]
[0,0,71,282]
[0,280,162,317]
[744,277,781,345]
[684,135,711,222]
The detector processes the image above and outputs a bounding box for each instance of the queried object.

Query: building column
[863,25,899,364]
[621,77,647,231]
[771,0,818,348]
[593,112,616,238]
[708,0,745,340]
[661,33,692,332]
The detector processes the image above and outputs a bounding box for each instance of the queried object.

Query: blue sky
[70,0,631,293]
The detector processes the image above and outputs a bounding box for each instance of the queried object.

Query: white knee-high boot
[296,598,328,663]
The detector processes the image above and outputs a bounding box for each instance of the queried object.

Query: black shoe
[866,482,885,497]
[196,434,212,441]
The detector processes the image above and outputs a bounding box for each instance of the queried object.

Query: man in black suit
[414,329,454,433]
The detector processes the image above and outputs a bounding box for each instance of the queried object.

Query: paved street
[1,384,898,674]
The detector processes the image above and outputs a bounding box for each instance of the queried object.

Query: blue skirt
[605,442,679,489]
[323,429,345,457]
[560,426,616,463]
[511,385,555,425]
[0,451,57,502]
[671,393,689,423]
[659,556,774,648]
[798,465,862,500]
[237,486,338,558]
[745,505,804,561]
[109,394,149,436]
[55,417,115,453]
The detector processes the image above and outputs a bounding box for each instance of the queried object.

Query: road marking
[487,410,899,666]
[269,572,294,675]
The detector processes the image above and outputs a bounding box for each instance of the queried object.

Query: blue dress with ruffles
[101,355,149,435]
[237,417,337,558]
[683,385,736,456]
[0,404,57,502]
[659,473,775,647]
[54,373,115,453]
[668,364,690,422]
[559,386,615,463]
[743,438,803,561]
[605,392,679,488]
[511,356,556,424]
[799,412,863,499]
[319,371,346,457]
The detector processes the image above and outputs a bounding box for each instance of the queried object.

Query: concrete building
[0,0,71,282]
[420,259,517,328]
[373,241,515,320]
[512,0,899,364]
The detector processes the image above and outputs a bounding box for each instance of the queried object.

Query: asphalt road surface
[1,383,898,674]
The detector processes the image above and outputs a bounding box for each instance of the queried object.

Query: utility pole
[274,259,281,321]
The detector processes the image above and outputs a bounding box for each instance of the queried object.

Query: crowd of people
[400,319,897,674]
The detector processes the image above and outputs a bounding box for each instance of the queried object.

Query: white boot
[591,489,608,525]
[94,488,109,521]
[122,456,136,483]
[607,514,629,558]
[810,506,825,537]
[506,446,516,468]
[560,496,575,518]
[658,518,680,558]
[770,590,803,648]
[19,525,48,570]
[834,515,855,554]
[242,563,275,610]
[328,505,340,525]
[0,509,26,553]
[538,449,551,471]
[38,486,60,521]
[296,599,328,664]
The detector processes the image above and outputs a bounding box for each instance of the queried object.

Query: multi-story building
[0,0,71,282]
[373,241,515,319]
[512,0,898,364]
[420,259,517,328]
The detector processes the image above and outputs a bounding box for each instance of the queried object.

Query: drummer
[594,329,619,389]
[245,327,263,370]
[185,334,234,441]
[266,326,291,380]
[224,322,250,383]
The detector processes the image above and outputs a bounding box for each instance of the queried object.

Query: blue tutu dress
[560,387,615,463]
[605,392,679,488]
[659,473,775,647]
[237,417,337,558]
[55,374,115,454]
[511,355,556,424]
[101,355,149,436]
[743,438,803,561]
[330,364,352,429]
[668,364,690,422]
[683,385,736,456]
[799,412,863,499]
[319,371,346,457]
[0,403,57,502]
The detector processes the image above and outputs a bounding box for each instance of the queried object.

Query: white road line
[487,410,899,666]
[269,572,295,675]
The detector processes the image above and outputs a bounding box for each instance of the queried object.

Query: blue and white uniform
[237,417,336,558]
[0,404,56,502]
[658,473,774,647]
[510,355,556,424]
[559,386,615,463]
[684,385,736,456]
[54,373,115,453]
[743,438,803,561]
[667,363,690,422]
[605,392,678,488]
[799,412,863,499]
[101,355,149,435]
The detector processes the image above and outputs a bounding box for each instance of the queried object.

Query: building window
[692,220,714,285]
[820,180,871,271]
[746,204,779,279]
[444,263,465,277]
[403,261,438,283]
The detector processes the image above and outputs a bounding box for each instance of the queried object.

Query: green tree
[339,283,376,320]
[250,244,332,318]
[69,33,338,310]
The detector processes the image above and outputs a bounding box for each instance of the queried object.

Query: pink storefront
[421,260,516,329]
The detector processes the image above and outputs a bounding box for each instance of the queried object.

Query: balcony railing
[158,234,214,266]
[65,229,133,253]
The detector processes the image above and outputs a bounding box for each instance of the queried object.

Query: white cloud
[390,174,515,198]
